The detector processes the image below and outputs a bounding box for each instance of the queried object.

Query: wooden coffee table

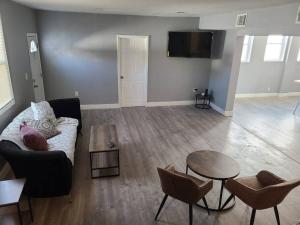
[89,124,120,178]
[186,150,240,211]
[0,179,33,225]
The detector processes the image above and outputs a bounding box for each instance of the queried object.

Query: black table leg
[89,152,93,178]
[16,203,23,225]
[195,179,235,212]
[218,180,225,210]
[28,196,34,222]
[117,150,120,176]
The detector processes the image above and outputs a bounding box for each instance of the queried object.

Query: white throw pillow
[31,101,56,122]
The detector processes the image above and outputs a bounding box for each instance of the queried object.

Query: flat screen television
[168,31,213,58]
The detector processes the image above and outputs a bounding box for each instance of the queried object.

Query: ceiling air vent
[296,6,300,24]
[235,13,247,27]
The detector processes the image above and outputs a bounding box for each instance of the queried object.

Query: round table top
[186,150,240,180]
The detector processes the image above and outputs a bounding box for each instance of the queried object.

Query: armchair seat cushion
[234,176,266,190]
[172,169,209,187]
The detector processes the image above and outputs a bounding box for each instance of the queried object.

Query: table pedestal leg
[218,180,225,210]
[28,196,34,222]
[195,179,235,212]
[16,203,23,225]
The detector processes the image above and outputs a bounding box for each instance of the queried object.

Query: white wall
[199,3,300,36]
[236,36,300,95]
[200,2,300,113]
[280,37,300,93]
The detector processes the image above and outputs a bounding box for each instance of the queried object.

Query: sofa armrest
[48,98,82,132]
[0,140,72,197]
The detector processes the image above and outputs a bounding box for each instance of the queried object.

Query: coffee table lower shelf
[89,150,120,178]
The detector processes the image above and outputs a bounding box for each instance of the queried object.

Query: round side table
[186,150,240,211]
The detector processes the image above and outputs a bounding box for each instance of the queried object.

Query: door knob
[120,76,124,79]
[34,85,39,88]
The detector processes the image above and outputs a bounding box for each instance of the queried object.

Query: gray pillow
[24,119,61,139]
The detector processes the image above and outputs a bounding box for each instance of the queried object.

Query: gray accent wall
[0,0,36,167]
[0,0,36,131]
[36,11,211,104]
[236,36,300,95]
[208,31,243,111]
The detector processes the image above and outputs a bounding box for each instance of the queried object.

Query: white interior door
[27,33,45,102]
[118,36,148,107]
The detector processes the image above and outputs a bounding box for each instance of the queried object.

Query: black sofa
[0,98,82,198]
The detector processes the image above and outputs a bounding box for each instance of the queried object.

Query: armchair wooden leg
[274,206,281,225]
[250,209,256,225]
[189,204,193,225]
[202,197,210,215]
[221,194,235,210]
[155,194,168,221]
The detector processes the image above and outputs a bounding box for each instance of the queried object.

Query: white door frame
[117,35,149,107]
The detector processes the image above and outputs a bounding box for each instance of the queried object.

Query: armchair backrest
[255,179,300,209]
[157,167,201,204]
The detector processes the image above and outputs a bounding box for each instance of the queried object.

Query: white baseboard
[146,100,194,107]
[210,102,233,117]
[81,101,195,109]
[236,92,300,98]
[80,104,120,110]
[235,93,278,98]
[277,92,300,97]
[80,101,233,117]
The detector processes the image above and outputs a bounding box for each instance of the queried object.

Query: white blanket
[0,107,78,164]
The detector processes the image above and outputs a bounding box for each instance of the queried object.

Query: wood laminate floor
[1,98,300,225]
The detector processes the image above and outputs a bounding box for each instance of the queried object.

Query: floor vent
[235,13,247,27]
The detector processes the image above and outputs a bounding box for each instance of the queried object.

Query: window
[264,35,288,62]
[241,35,254,62]
[30,40,38,53]
[0,17,14,114]
[297,49,300,62]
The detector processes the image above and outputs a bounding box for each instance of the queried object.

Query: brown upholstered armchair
[221,170,300,225]
[155,165,213,225]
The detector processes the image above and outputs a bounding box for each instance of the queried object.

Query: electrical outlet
[75,91,79,97]
[25,73,29,80]
[193,88,198,93]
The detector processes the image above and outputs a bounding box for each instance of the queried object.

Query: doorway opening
[232,35,300,162]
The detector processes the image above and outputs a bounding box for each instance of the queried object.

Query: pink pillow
[20,124,48,151]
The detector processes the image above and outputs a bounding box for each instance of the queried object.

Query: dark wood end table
[186,150,240,212]
[89,124,120,178]
[0,179,33,225]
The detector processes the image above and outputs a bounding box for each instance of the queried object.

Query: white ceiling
[13,0,299,17]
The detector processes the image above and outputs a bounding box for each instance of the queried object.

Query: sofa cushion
[31,101,56,123]
[25,119,61,139]
[46,117,78,164]
[20,124,48,151]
